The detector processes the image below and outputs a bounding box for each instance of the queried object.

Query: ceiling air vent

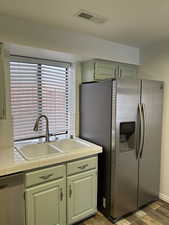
[75,10,107,24]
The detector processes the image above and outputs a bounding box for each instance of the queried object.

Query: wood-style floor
[78,200,169,225]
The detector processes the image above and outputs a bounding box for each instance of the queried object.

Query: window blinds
[10,57,70,141]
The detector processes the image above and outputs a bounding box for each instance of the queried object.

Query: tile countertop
[0,138,102,177]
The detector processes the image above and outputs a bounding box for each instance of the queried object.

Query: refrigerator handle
[140,104,145,158]
[136,103,144,159]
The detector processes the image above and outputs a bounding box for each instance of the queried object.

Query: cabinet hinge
[160,84,164,90]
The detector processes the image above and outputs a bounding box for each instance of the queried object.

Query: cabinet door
[94,61,117,80]
[118,63,137,79]
[25,178,66,225]
[67,170,97,225]
[82,61,95,82]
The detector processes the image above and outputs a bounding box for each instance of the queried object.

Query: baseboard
[159,193,169,203]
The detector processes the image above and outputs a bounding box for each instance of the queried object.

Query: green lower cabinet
[25,177,66,225]
[67,170,97,225]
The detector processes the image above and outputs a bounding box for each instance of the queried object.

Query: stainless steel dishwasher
[0,173,25,225]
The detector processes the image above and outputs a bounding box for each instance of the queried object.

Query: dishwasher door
[0,173,25,225]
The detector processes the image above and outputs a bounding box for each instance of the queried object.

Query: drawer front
[25,164,65,187]
[67,157,97,176]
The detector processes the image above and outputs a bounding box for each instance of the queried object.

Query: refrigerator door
[80,80,113,216]
[138,80,163,207]
[111,79,140,219]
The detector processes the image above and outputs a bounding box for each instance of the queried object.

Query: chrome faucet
[33,115,50,142]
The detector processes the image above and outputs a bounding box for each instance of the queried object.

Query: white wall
[139,41,169,202]
[0,14,139,65]
[0,45,13,149]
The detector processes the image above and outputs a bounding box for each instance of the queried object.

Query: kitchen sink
[50,138,90,153]
[16,143,63,160]
[15,138,94,160]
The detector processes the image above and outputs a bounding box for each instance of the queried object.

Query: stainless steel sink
[16,143,63,160]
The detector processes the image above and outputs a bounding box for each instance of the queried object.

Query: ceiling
[0,0,169,47]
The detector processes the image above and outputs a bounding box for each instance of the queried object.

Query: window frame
[10,55,72,142]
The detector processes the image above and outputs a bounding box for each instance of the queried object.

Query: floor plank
[77,201,169,225]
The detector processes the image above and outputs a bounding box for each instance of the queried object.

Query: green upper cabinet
[81,59,138,82]
[82,59,118,82]
[67,170,97,225]
[94,61,118,80]
[118,63,138,79]
[25,177,66,225]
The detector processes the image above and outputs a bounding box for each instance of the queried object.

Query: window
[10,56,71,141]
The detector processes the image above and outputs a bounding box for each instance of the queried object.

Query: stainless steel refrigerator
[80,79,163,222]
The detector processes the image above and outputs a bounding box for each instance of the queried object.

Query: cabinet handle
[114,68,117,78]
[69,185,72,198]
[78,164,88,170]
[60,188,63,201]
[39,173,53,180]
[119,69,122,78]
